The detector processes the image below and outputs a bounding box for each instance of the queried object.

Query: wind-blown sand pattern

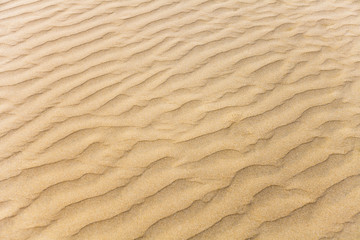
[0,0,360,239]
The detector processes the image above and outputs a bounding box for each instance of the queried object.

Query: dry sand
[0,0,360,239]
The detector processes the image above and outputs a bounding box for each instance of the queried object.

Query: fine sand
[1,0,360,239]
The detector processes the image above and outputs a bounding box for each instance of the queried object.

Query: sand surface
[1,0,360,239]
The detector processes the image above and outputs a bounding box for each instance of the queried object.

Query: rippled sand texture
[1,0,360,239]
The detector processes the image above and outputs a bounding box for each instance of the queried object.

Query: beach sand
[0,0,360,239]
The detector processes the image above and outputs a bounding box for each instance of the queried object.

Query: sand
[0,0,360,239]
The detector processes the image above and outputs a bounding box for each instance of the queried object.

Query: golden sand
[0,0,360,239]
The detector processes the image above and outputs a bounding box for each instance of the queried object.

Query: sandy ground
[0,0,360,239]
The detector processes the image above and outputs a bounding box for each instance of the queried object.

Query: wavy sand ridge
[0,0,360,239]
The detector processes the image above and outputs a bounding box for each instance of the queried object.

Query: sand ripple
[0,0,360,239]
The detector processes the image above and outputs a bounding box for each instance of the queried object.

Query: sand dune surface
[0,0,360,239]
